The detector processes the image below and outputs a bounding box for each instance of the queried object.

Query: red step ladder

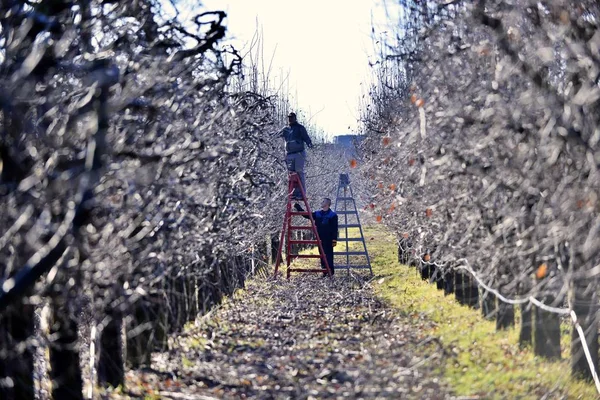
[274,173,332,278]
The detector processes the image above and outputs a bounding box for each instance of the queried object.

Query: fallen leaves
[116,274,448,399]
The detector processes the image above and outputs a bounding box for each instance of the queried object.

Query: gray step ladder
[333,173,373,274]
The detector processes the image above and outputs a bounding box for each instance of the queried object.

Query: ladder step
[339,224,361,228]
[288,268,330,273]
[335,265,372,270]
[289,254,322,259]
[334,211,357,215]
[289,240,319,245]
[289,226,314,230]
[336,197,355,201]
[290,211,311,216]
[334,251,368,256]
[337,238,364,242]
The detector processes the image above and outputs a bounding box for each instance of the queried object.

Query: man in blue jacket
[294,198,338,276]
[279,112,313,200]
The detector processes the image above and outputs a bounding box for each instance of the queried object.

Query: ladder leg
[286,186,293,280]
[344,186,349,274]
[350,184,373,275]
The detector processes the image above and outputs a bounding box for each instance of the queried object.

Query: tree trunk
[0,302,36,400]
[519,302,533,347]
[571,279,598,381]
[48,293,84,400]
[455,272,465,304]
[152,292,169,352]
[98,311,124,388]
[126,300,152,369]
[496,282,515,330]
[464,274,479,308]
[481,288,496,320]
[435,268,444,290]
[496,299,515,330]
[534,298,561,360]
[444,269,454,295]
[518,281,533,347]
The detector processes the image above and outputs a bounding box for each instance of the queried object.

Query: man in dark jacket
[294,198,338,276]
[279,112,313,199]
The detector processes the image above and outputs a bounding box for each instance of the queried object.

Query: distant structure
[333,134,365,158]
[334,134,365,148]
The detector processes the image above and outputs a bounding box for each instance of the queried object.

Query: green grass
[364,225,598,400]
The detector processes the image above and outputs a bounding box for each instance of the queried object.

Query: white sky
[197,0,394,138]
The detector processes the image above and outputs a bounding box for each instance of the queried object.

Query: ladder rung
[339,224,361,228]
[289,226,314,230]
[288,268,330,273]
[335,265,372,269]
[336,197,355,201]
[334,251,368,256]
[289,254,322,258]
[335,211,357,215]
[289,240,319,245]
[290,211,311,216]
[337,238,364,242]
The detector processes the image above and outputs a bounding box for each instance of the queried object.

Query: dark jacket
[295,204,338,244]
[279,122,313,154]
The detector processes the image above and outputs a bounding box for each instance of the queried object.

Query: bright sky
[197,0,393,139]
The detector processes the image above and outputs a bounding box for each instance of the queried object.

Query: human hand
[332,240,337,247]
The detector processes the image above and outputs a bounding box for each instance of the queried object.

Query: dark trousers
[320,242,334,275]
[286,151,306,198]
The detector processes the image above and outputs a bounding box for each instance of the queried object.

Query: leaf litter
[115,273,455,399]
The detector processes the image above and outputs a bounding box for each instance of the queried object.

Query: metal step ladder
[333,173,373,274]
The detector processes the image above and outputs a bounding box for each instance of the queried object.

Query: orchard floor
[108,232,453,399]
[104,225,600,400]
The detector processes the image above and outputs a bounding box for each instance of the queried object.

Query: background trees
[0,1,295,397]
[359,0,600,383]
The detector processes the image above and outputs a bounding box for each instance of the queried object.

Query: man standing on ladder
[294,198,338,276]
[278,112,313,200]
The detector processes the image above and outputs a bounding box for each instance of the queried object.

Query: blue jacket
[295,205,338,244]
[312,209,338,243]
[279,122,313,154]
